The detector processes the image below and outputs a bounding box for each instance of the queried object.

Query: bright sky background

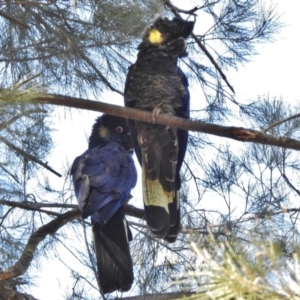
[27,2,300,299]
[232,2,300,101]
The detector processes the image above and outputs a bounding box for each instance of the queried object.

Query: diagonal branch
[191,32,235,93]
[0,135,62,177]
[0,10,29,29]
[77,49,123,95]
[0,202,144,281]
[163,0,235,94]
[262,112,300,133]
[0,208,80,281]
[0,109,47,132]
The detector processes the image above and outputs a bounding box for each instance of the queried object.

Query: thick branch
[0,208,80,281]
[124,204,145,219]
[0,278,39,300]
[30,94,300,151]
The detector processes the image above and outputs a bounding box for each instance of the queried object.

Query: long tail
[142,174,180,241]
[93,207,133,294]
[142,166,171,237]
[139,125,180,239]
[165,191,180,243]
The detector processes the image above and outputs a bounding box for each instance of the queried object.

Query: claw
[152,106,163,124]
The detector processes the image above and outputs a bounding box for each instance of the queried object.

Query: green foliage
[189,235,300,300]
[0,0,162,96]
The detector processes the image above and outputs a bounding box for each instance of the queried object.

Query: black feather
[124,17,194,242]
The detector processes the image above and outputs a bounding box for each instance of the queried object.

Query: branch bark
[0,278,39,300]
[0,208,80,281]
[29,94,300,151]
[0,201,145,282]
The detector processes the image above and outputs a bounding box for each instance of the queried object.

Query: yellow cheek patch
[98,126,109,138]
[148,29,163,44]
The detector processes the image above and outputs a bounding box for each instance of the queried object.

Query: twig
[164,0,200,15]
[14,0,57,6]
[262,113,300,133]
[0,109,48,132]
[127,221,148,229]
[0,10,29,29]
[13,72,42,89]
[77,49,123,96]
[191,32,235,93]
[0,135,62,177]
[0,198,146,222]
[0,199,76,210]
[163,0,235,94]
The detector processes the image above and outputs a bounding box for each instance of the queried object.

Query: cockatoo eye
[116,126,123,133]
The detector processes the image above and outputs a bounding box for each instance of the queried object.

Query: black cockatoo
[124,17,194,242]
[71,114,137,294]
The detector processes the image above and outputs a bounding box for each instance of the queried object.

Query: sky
[26,1,300,299]
[231,2,300,102]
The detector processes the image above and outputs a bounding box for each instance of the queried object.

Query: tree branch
[163,0,235,94]
[262,112,300,133]
[29,94,300,151]
[191,31,235,93]
[0,199,76,216]
[124,204,145,219]
[0,10,29,29]
[0,135,62,177]
[163,0,200,15]
[0,208,80,281]
[0,108,47,132]
[115,292,196,300]
[77,50,123,95]
[0,278,39,300]
[0,199,145,220]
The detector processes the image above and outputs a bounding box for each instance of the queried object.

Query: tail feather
[138,125,181,240]
[93,207,133,294]
[165,192,180,243]
[142,167,172,237]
